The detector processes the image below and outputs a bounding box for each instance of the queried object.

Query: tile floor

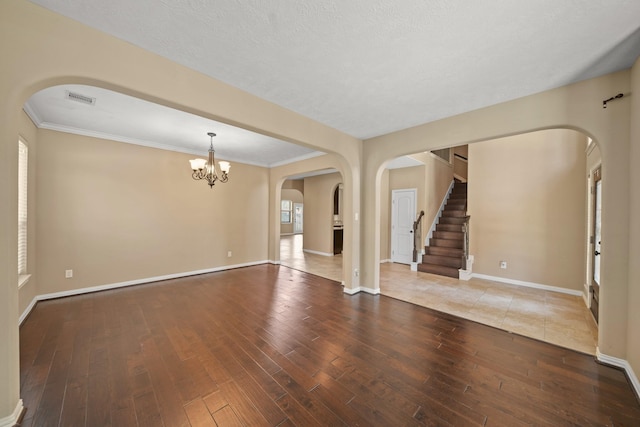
[279,235,599,355]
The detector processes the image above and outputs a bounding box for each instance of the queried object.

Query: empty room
[2,1,640,425]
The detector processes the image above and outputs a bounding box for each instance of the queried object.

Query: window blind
[18,140,28,276]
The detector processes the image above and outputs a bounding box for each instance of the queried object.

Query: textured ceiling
[27,0,640,140]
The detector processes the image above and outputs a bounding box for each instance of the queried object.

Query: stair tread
[437,224,463,231]
[441,211,467,218]
[439,217,467,224]
[432,231,464,240]
[425,246,464,257]
[430,238,464,248]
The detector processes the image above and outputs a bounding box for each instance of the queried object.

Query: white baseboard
[597,348,640,399]
[380,259,391,264]
[303,249,334,257]
[19,296,38,325]
[343,286,380,295]
[269,260,282,265]
[0,399,23,427]
[19,260,270,323]
[471,273,582,296]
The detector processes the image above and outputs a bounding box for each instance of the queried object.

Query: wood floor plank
[133,390,164,427]
[217,379,271,426]
[184,398,217,426]
[18,264,640,426]
[274,393,323,427]
[110,397,138,427]
[211,404,245,426]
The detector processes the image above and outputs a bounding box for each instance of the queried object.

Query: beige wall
[303,173,342,255]
[453,156,468,181]
[282,179,304,193]
[468,129,587,290]
[389,165,425,212]
[454,145,468,158]
[627,55,640,388]
[381,156,454,260]
[35,130,269,295]
[280,188,303,235]
[2,0,640,419]
[361,69,632,364]
[409,153,454,245]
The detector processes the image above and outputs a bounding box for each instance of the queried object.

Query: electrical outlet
[227,251,232,257]
[65,269,73,278]
[500,261,507,269]
[354,269,359,277]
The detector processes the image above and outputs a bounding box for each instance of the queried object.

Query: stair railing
[461,215,471,269]
[413,210,425,263]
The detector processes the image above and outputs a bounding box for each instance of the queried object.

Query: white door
[293,203,303,234]
[391,189,417,264]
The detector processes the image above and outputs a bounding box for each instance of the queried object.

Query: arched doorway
[278,171,344,283]
[376,129,601,354]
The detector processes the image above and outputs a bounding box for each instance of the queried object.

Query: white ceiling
[25,1,640,165]
[24,85,322,167]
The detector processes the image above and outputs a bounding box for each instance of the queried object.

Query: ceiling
[25,1,640,166]
[24,85,322,167]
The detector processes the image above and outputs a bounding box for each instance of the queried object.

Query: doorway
[293,203,303,234]
[590,166,602,322]
[391,188,417,264]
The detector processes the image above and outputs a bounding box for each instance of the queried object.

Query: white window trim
[281,200,292,224]
[18,274,31,289]
[18,138,28,285]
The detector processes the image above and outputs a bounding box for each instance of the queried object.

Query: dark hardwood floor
[19,264,640,426]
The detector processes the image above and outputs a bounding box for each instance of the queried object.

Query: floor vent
[65,91,96,106]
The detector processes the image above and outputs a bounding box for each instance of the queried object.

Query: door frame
[391,188,417,264]
[589,165,602,322]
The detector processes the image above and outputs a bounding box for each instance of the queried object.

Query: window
[281,200,292,224]
[18,140,28,278]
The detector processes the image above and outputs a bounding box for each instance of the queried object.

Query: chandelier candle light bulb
[189,132,230,188]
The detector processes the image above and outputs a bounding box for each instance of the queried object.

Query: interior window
[281,200,292,224]
[18,139,28,278]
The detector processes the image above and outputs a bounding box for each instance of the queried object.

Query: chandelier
[189,132,230,188]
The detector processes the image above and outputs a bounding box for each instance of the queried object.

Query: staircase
[418,182,467,278]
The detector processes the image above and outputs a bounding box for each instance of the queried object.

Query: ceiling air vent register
[65,91,96,106]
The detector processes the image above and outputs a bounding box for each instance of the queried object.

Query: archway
[360,71,632,365]
[269,157,353,287]
[277,171,345,283]
[376,129,600,353]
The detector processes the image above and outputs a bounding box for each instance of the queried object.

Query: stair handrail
[413,210,425,263]
[461,215,471,270]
